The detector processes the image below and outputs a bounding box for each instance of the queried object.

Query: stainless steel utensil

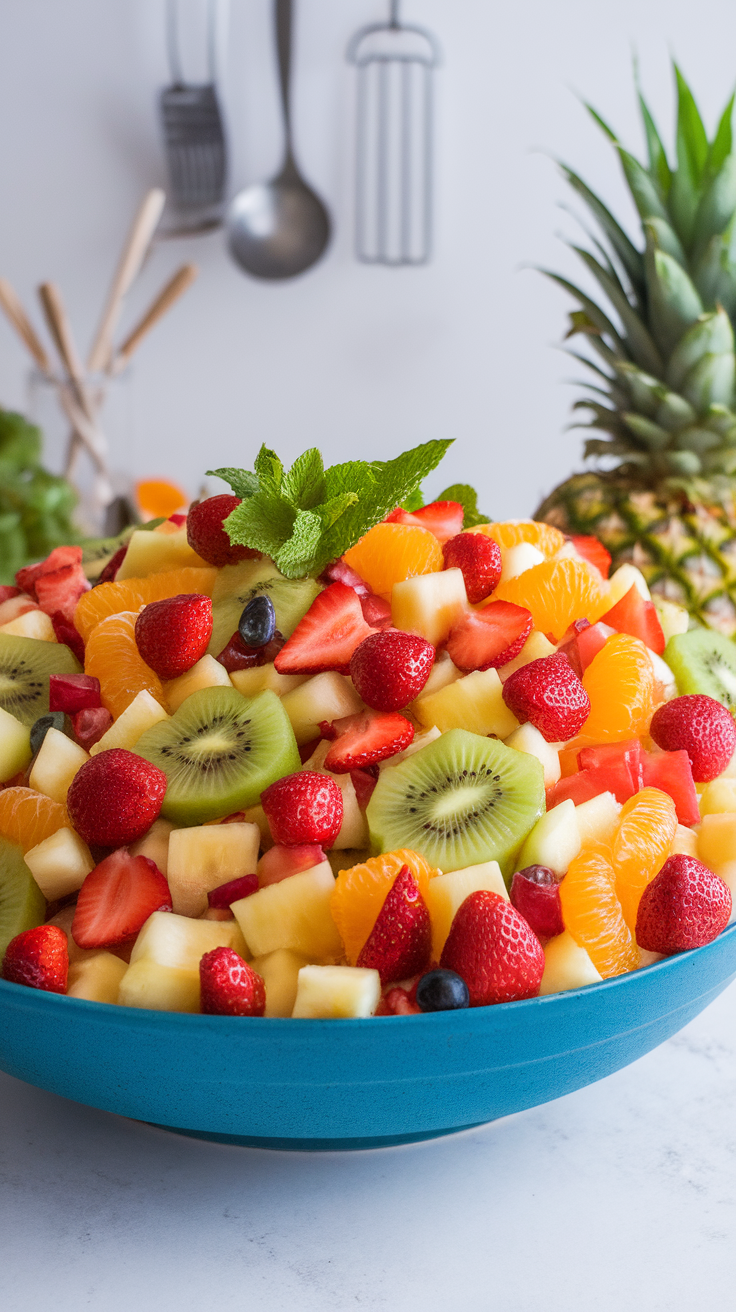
[347,0,440,266]
[226,0,331,280]
[160,0,227,234]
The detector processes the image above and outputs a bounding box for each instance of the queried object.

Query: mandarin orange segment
[136,479,187,519]
[331,848,436,964]
[342,523,443,597]
[468,520,565,559]
[84,611,167,720]
[611,787,678,930]
[0,787,68,852]
[559,840,639,977]
[74,566,217,643]
[493,557,608,642]
[578,633,656,745]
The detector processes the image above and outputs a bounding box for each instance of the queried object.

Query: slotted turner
[159,0,227,232]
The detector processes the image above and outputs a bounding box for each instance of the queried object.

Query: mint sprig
[436,483,490,528]
[207,439,453,579]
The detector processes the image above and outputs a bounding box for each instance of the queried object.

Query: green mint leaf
[437,483,490,528]
[400,485,425,511]
[281,448,326,510]
[206,467,260,498]
[254,445,284,491]
[224,491,295,558]
[275,509,323,577]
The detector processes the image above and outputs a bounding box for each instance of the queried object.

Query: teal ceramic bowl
[1,924,735,1151]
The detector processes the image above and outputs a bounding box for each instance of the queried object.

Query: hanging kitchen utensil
[159,0,228,234]
[347,0,440,266]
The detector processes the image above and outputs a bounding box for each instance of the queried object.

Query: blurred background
[0,0,731,516]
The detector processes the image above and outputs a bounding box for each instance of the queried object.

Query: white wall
[0,0,731,516]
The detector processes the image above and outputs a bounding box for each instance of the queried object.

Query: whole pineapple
[536,64,736,636]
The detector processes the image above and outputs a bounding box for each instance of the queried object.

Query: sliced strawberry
[447,600,533,672]
[50,612,85,664]
[577,739,643,789]
[320,558,370,595]
[569,535,611,578]
[168,513,187,526]
[35,561,90,622]
[356,865,431,983]
[351,767,379,810]
[0,585,21,604]
[360,593,392,628]
[599,584,665,654]
[386,501,464,543]
[72,849,172,950]
[97,542,129,584]
[16,545,83,599]
[207,873,259,906]
[274,582,378,675]
[576,621,615,670]
[546,758,638,808]
[324,709,414,772]
[256,843,326,886]
[640,749,700,826]
[49,673,101,714]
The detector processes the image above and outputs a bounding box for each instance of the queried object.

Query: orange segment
[578,633,656,745]
[559,840,639,977]
[331,848,436,964]
[493,557,608,642]
[342,523,443,597]
[74,566,217,643]
[136,479,187,519]
[85,611,167,720]
[0,787,68,852]
[611,787,678,931]
[468,520,565,559]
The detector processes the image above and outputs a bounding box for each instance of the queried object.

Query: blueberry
[238,595,276,649]
[30,712,74,756]
[416,968,470,1012]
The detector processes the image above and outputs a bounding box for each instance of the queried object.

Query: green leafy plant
[0,409,79,586]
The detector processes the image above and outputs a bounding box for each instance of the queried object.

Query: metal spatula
[159,0,227,233]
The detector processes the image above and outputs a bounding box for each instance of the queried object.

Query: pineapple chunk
[117,527,207,579]
[129,817,176,876]
[242,804,273,849]
[230,664,308,698]
[250,948,312,1017]
[699,778,736,816]
[414,667,519,738]
[232,862,342,959]
[391,568,468,646]
[607,562,650,605]
[499,542,544,583]
[67,952,127,1003]
[698,813,736,870]
[130,910,247,970]
[165,655,232,713]
[24,826,94,900]
[167,821,260,917]
[505,722,561,788]
[28,728,89,804]
[498,629,556,681]
[426,861,508,960]
[378,725,441,770]
[539,931,602,995]
[118,960,202,1012]
[575,791,621,846]
[302,741,368,848]
[0,705,32,782]
[0,595,38,625]
[713,862,736,920]
[90,689,169,754]
[0,609,56,640]
[291,965,381,1018]
[280,672,363,746]
[409,651,462,704]
[516,799,581,877]
[652,597,689,643]
[672,824,698,857]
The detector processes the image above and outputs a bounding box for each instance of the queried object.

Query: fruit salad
[0,440,734,1021]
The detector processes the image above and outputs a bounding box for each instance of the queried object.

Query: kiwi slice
[208,559,322,655]
[0,634,82,726]
[366,728,545,877]
[0,836,46,961]
[134,685,301,826]
[664,629,736,710]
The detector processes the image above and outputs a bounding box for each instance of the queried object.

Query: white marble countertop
[2,982,735,1311]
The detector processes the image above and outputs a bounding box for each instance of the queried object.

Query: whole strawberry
[200,946,266,1016]
[135,593,213,681]
[350,630,435,710]
[67,749,168,847]
[440,889,545,1005]
[356,865,431,984]
[442,532,502,603]
[502,652,590,743]
[2,925,68,994]
[261,770,343,846]
[186,495,261,567]
[636,855,732,954]
[650,695,736,782]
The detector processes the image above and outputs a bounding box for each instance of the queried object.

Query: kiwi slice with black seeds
[134,685,301,826]
[366,728,545,876]
[208,559,322,655]
[0,836,46,960]
[664,629,736,711]
[0,634,82,726]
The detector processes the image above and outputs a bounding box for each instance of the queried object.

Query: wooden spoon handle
[111,263,198,373]
[87,188,166,373]
[0,278,52,373]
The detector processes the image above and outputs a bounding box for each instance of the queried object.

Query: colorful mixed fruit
[1,440,735,1021]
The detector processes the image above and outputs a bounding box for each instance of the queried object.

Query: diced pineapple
[409,651,462,705]
[129,817,176,875]
[378,725,441,770]
[499,542,545,583]
[391,568,468,646]
[698,813,736,870]
[671,824,698,857]
[232,862,342,959]
[280,672,363,745]
[302,741,368,848]
[574,791,621,846]
[652,597,689,643]
[165,655,232,713]
[230,664,308,698]
[167,821,260,917]
[498,629,557,681]
[505,722,560,788]
[426,861,508,961]
[699,778,736,816]
[539,931,602,995]
[24,826,94,900]
[291,965,381,1018]
[516,799,581,876]
[0,594,38,625]
[28,728,89,804]
[118,959,202,1012]
[413,667,519,738]
[0,609,56,641]
[242,804,273,849]
[714,862,736,920]
[90,689,169,754]
[131,909,247,970]
[0,705,32,782]
[607,562,650,605]
[719,749,736,779]
[250,948,312,1017]
[67,952,127,1004]
[116,526,207,579]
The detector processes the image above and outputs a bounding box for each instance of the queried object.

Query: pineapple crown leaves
[207,439,454,578]
[544,61,736,484]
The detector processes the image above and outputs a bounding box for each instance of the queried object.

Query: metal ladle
[226,0,331,279]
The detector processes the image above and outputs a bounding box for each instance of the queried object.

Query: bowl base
[149,1122,487,1151]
